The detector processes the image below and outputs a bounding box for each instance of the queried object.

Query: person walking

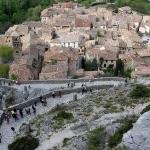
[58,91,61,98]
[32,104,36,115]
[34,98,38,106]
[0,133,2,143]
[52,91,55,98]
[19,109,23,118]
[11,127,16,133]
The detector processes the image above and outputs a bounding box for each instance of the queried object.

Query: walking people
[19,109,23,118]
[43,98,47,106]
[32,104,36,115]
[34,98,38,106]
[58,91,61,98]
[11,127,16,133]
[25,107,28,115]
[0,133,2,143]
[6,114,10,124]
[52,91,55,98]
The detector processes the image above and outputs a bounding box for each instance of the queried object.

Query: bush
[0,63,9,78]
[53,110,73,120]
[86,127,106,150]
[108,119,136,148]
[11,74,18,80]
[71,75,78,79]
[141,104,150,114]
[130,84,150,99]
[8,135,39,150]
[0,44,13,59]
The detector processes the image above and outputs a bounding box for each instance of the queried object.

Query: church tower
[12,31,22,63]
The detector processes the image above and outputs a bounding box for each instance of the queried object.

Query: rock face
[122,111,150,150]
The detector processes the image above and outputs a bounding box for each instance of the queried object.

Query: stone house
[119,53,141,70]
[9,31,45,80]
[5,25,29,46]
[22,21,43,37]
[131,66,150,77]
[39,47,81,79]
[86,48,117,69]
[137,49,150,66]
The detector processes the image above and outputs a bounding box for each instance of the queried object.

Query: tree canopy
[0,44,13,59]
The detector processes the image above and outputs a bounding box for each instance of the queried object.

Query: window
[111,60,113,63]
[106,60,107,62]
[16,51,19,54]
[104,64,106,67]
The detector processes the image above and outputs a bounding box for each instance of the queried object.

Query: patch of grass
[94,115,99,120]
[84,113,91,117]
[8,135,39,150]
[53,111,73,120]
[63,138,70,146]
[103,102,112,108]
[93,97,102,103]
[141,104,150,114]
[86,127,106,150]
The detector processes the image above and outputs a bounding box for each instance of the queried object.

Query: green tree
[0,63,9,78]
[99,57,104,70]
[0,44,13,59]
[130,84,150,99]
[91,58,98,71]
[124,68,132,78]
[114,59,124,76]
[85,60,92,71]
[107,64,114,72]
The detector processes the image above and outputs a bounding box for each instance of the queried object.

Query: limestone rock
[122,111,150,150]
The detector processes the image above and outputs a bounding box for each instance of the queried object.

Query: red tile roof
[75,18,91,27]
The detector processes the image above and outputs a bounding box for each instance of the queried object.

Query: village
[0,1,150,80]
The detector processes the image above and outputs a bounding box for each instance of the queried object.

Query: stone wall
[3,84,113,112]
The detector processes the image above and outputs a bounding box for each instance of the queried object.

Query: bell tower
[12,31,22,63]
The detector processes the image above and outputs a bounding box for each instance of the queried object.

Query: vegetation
[96,31,104,38]
[114,59,124,76]
[92,58,98,71]
[99,57,104,70]
[0,63,9,78]
[108,118,137,148]
[71,75,78,79]
[124,68,132,78]
[11,74,18,80]
[130,84,150,99]
[8,135,39,150]
[141,104,150,114]
[85,60,92,71]
[0,44,13,59]
[53,110,73,120]
[86,127,106,150]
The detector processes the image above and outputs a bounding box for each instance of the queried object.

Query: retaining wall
[0,77,125,84]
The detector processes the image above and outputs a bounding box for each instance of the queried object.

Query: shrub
[141,104,150,114]
[0,44,13,59]
[130,84,150,99]
[11,74,18,80]
[0,63,9,78]
[53,110,73,120]
[8,135,39,150]
[71,75,78,79]
[86,127,106,150]
[63,138,70,146]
